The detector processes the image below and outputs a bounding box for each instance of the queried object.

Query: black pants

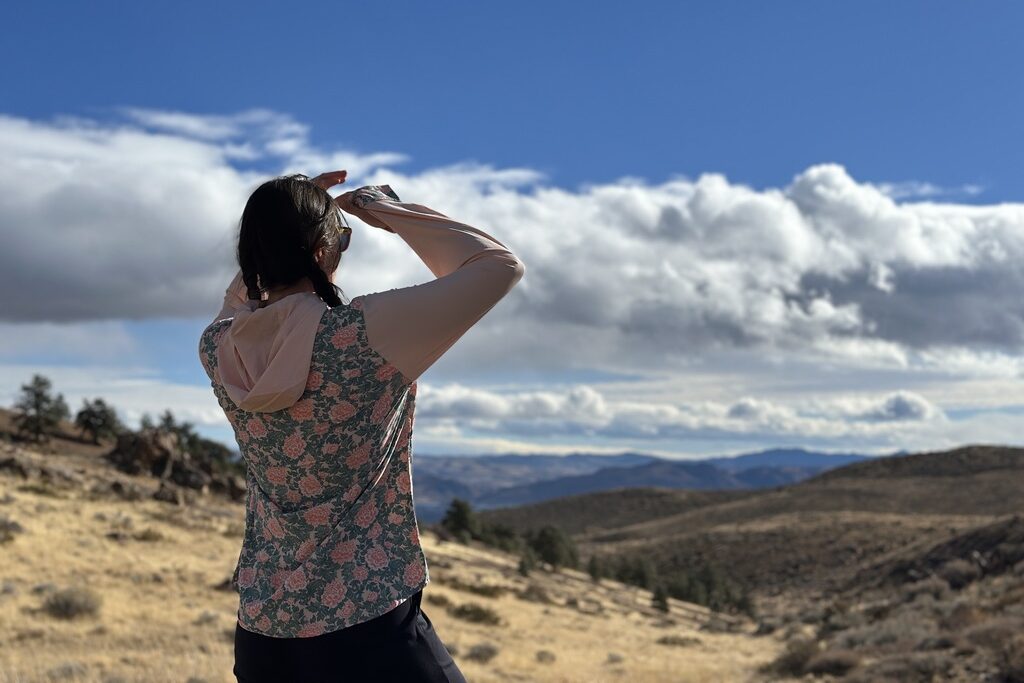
[233,590,467,682]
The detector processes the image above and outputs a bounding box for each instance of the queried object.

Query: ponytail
[306,258,344,308]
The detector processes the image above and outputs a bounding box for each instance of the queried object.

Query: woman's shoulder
[314,298,373,352]
[319,297,366,328]
[198,319,233,379]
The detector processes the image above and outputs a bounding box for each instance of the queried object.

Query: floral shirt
[198,184,525,638]
[199,297,426,637]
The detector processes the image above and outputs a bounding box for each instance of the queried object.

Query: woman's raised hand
[309,170,348,191]
[310,170,395,233]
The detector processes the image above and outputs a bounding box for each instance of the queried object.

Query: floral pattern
[350,184,401,209]
[198,296,428,638]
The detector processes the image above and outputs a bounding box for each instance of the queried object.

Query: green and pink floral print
[199,296,427,638]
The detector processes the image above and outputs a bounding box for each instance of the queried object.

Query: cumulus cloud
[3,111,1022,367]
[2,107,1023,456]
[414,382,947,441]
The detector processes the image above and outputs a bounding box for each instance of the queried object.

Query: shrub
[442,577,506,598]
[426,593,451,608]
[656,635,701,647]
[999,633,1024,683]
[464,642,499,663]
[17,482,60,497]
[652,584,670,613]
[661,561,755,617]
[0,514,25,543]
[448,602,502,626]
[535,650,556,663]
[940,601,988,631]
[223,521,245,537]
[938,558,981,589]
[42,586,102,619]
[438,500,523,553]
[759,638,820,678]
[843,652,952,683]
[133,528,164,542]
[518,547,537,576]
[834,609,938,650]
[516,583,553,604]
[903,575,949,602]
[475,522,523,554]
[963,617,1024,651]
[804,649,861,676]
[614,555,656,590]
[524,525,578,570]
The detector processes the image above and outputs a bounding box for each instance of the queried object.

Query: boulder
[153,480,197,506]
[105,429,211,492]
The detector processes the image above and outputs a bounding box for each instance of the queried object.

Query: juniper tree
[440,498,479,543]
[652,584,670,613]
[74,398,124,444]
[518,546,538,577]
[12,374,69,444]
[525,525,578,571]
[587,554,604,582]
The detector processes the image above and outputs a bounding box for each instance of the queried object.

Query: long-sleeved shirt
[197,184,525,638]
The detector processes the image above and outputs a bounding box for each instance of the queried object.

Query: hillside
[0,429,778,682]
[478,444,1024,592]
[476,444,1024,680]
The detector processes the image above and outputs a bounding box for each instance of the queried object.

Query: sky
[1,1,1022,459]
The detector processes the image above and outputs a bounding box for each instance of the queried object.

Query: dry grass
[0,446,780,683]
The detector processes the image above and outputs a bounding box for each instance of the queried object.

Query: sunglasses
[338,214,352,252]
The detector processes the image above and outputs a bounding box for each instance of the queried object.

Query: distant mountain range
[473,444,1024,594]
[412,447,880,522]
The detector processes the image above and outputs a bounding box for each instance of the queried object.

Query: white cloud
[416,382,946,440]
[0,363,222,430]
[1,108,1022,456]
[873,180,985,200]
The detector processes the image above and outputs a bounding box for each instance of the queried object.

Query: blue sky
[6,2,1021,197]
[2,1,1022,458]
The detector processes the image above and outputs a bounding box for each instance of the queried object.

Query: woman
[197,169,525,682]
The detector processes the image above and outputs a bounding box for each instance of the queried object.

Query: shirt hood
[215,291,329,413]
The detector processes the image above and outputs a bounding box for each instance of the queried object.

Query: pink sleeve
[211,269,251,324]
[349,186,526,383]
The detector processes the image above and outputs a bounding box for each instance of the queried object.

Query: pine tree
[74,398,124,444]
[636,557,656,590]
[440,498,479,543]
[587,554,603,582]
[526,526,579,571]
[159,409,176,432]
[652,584,670,613]
[518,546,537,577]
[12,374,70,444]
[139,412,155,431]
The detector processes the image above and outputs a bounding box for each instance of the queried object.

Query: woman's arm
[347,185,525,383]
[209,269,251,325]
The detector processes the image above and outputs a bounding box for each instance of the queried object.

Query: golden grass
[0,458,781,682]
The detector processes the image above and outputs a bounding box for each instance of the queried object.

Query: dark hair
[237,173,347,308]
